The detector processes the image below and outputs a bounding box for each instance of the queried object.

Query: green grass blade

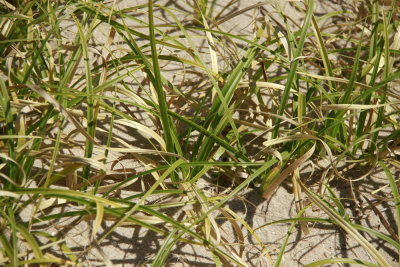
[371,8,390,153]
[311,14,336,91]
[273,0,314,139]
[329,26,365,142]
[15,224,43,260]
[274,208,307,267]
[0,77,16,185]
[71,13,95,181]
[148,1,179,182]
[7,207,18,267]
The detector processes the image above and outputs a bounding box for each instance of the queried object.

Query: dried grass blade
[114,119,166,150]
[292,169,309,235]
[201,13,219,101]
[218,208,245,258]
[262,143,315,200]
[320,102,396,110]
[296,178,391,267]
[93,201,104,238]
[378,160,400,262]
[222,207,273,265]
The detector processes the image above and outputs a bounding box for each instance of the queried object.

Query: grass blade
[272,0,314,139]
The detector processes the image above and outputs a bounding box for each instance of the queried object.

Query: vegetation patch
[0,0,399,266]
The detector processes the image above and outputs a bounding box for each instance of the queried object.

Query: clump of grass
[0,0,399,266]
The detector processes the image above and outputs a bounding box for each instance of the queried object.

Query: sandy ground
[18,0,399,266]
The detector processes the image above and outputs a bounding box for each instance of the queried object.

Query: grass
[0,0,399,266]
